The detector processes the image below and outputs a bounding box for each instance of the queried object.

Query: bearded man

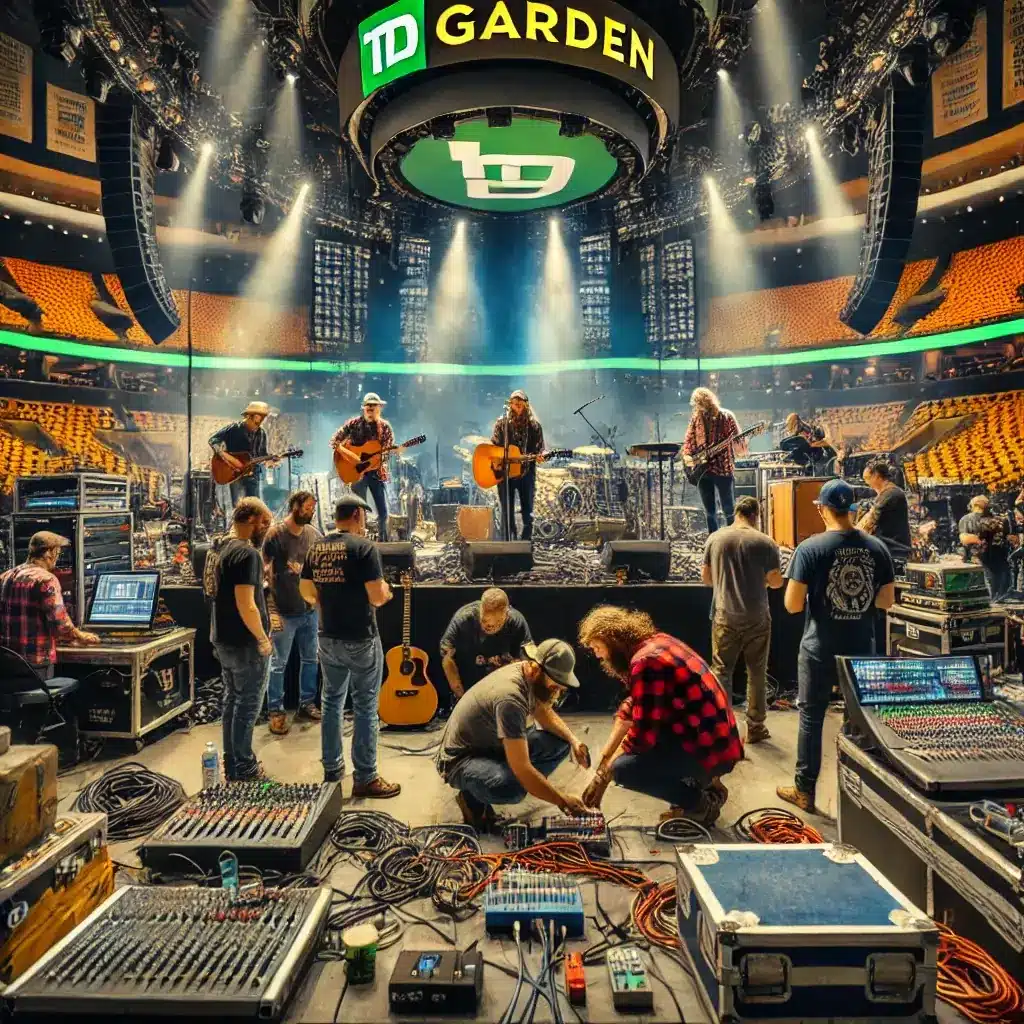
[491,390,545,541]
[578,606,742,824]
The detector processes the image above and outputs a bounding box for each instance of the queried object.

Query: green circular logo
[399,116,619,212]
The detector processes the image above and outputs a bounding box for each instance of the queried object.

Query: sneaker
[352,777,401,799]
[746,722,770,744]
[295,704,322,723]
[236,762,274,783]
[776,784,814,813]
[269,711,290,736]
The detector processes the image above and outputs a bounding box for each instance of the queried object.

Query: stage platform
[162,582,803,709]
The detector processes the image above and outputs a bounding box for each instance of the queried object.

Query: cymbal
[574,445,614,457]
[441,478,463,488]
[452,446,471,461]
[566,461,595,470]
[628,442,681,459]
[461,434,490,446]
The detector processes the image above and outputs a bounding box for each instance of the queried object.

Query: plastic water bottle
[201,742,220,790]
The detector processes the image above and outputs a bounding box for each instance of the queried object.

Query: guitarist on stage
[682,387,746,534]
[208,401,275,506]
[491,390,545,542]
[330,393,396,542]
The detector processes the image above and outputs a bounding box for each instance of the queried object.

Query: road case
[887,603,1007,667]
[675,843,938,1023]
[56,628,195,742]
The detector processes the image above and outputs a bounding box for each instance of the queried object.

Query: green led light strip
[1,317,1022,374]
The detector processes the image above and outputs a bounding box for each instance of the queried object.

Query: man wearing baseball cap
[435,637,590,831]
[330,392,396,542]
[208,401,275,506]
[490,390,546,542]
[779,478,895,812]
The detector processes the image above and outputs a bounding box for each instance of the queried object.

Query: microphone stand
[502,402,512,542]
[573,397,617,534]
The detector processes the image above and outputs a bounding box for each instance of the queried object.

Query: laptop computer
[84,571,165,636]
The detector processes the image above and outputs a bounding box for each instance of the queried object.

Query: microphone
[574,395,605,415]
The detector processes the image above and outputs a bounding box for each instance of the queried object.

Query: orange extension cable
[734,808,825,844]
[936,923,1024,1024]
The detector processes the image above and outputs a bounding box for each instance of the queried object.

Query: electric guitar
[472,444,574,490]
[211,448,303,486]
[379,574,438,727]
[334,435,427,485]
[682,421,767,486]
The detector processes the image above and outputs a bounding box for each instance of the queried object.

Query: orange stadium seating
[816,402,907,453]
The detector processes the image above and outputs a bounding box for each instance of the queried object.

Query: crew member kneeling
[435,639,590,832]
[578,606,742,825]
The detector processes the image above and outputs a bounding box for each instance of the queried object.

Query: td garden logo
[400,117,619,212]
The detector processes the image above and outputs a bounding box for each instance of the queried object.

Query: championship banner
[1004,0,1024,110]
[0,33,32,144]
[46,83,96,162]
[931,8,988,137]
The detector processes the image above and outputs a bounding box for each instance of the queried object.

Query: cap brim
[522,642,580,689]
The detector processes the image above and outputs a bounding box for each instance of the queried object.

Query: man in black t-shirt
[300,495,400,796]
[857,460,911,563]
[211,497,274,781]
[959,494,1017,600]
[439,589,533,711]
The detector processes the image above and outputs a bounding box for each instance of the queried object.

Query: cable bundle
[73,762,186,841]
[631,882,679,950]
[937,923,1024,1023]
[733,808,824,844]
[500,920,566,1024]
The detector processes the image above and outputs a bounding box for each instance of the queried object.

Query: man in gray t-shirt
[702,496,784,744]
[435,640,590,831]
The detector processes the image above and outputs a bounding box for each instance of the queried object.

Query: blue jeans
[268,608,319,712]
[319,635,383,783]
[697,473,735,533]
[229,473,261,507]
[353,473,388,541]
[795,651,838,794]
[214,643,271,780]
[984,562,1013,602]
[613,750,710,810]
[443,726,569,805]
[498,471,536,541]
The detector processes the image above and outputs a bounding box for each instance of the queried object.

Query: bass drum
[558,482,584,516]
[533,519,564,542]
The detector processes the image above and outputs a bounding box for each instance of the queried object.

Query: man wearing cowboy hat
[331,392,396,542]
[490,390,545,542]
[209,401,277,507]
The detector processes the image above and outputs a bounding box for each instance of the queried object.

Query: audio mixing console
[502,814,611,856]
[838,655,1024,793]
[483,870,585,937]
[139,781,342,872]
[3,885,332,1021]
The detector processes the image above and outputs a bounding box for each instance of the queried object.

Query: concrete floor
[57,707,969,1023]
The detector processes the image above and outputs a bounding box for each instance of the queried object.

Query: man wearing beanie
[779,479,895,813]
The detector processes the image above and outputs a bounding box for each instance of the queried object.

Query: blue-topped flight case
[675,843,939,1023]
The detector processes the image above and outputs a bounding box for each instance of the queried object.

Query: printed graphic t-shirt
[785,529,894,660]
[301,531,383,641]
[440,602,533,688]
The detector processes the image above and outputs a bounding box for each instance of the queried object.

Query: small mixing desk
[56,627,195,743]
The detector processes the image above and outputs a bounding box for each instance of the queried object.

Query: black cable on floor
[73,762,186,841]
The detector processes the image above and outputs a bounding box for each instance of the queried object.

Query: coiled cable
[73,762,186,841]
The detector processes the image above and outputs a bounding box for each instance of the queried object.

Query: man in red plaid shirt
[577,605,742,824]
[0,532,99,679]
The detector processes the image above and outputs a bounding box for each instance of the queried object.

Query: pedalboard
[139,781,342,872]
[483,870,585,937]
[607,946,653,1012]
[388,950,483,1015]
[502,813,611,857]
[564,951,586,1006]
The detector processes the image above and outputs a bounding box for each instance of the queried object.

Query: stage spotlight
[240,190,265,225]
[717,68,728,80]
[83,59,113,103]
[704,175,716,191]
[285,71,298,85]
[432,117,456,140]
[36,1,83,65]
[299,182,311,197]
[487,107,512,128]
[805,126,816,143]
[559,113,587,138]
[201,141,214,156]
[156,135,180,173]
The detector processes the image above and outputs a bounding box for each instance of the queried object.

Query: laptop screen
[844,655,983,706]
[86,571,161,628]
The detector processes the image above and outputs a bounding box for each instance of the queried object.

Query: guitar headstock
[285,448,304,458]
[403,435,427,449]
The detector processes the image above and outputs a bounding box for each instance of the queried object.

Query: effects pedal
[564,951,586,1006]
[388,950,483,1015]
[484,870,585,937]
[607,946,654,1012]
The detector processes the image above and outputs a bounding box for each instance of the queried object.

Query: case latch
[866,953,917,1001]
[738,953,792,1003]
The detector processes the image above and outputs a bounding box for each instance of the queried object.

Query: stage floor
[56,706,971,1023]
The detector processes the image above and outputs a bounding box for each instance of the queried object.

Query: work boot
[352,777,401,799]
[269,711,289,736]
[295,704,322,723]
[776,784,814,813]
[456,791,500,833]
[746,722,771,744]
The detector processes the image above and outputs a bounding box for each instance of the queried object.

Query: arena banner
[46,83,96,162]
[932,8,988,137]
[0,33,32,144]
[340,0,679,127]
[1004,0,1024,109]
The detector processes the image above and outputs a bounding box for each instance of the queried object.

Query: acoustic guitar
[334,435,427,485]
[472,444,574,490]
[379,573,438,727]
[211,448,303,486]
[682,422,767,486]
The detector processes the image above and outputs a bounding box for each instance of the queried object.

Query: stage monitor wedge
[601,540,671,581]
[463,542,533,579]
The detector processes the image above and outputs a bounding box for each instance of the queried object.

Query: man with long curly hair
[577,606,742,824]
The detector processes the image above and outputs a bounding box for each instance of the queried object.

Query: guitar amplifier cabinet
[887,605,1008,667]
[768,478,828,548]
